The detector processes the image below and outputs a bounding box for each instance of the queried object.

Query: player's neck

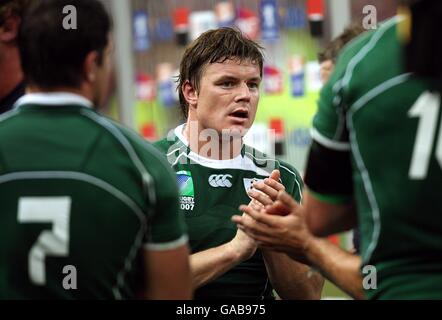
[0,47,23,99]
[183,121,243,160]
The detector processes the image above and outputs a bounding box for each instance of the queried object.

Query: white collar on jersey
[173,124,270,176]
[14,92,93,109]
[174,123,244,163]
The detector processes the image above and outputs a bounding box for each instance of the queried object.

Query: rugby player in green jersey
[154,27,323,300]
[0,0,191,299]
[234,0,442,299]
[234,24,369,300]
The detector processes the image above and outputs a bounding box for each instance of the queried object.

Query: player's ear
[0,15,20,42]
[182,80,198,109]
[83,51,99,83]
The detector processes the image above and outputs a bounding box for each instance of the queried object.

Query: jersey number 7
[17,197,71,286]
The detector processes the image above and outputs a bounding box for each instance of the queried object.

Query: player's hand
[247,170,286,210]
[229,213,258,262]
[232,190,314,264]
[229,170,286,262]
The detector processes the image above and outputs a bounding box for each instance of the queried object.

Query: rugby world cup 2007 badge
[176,170,195,211]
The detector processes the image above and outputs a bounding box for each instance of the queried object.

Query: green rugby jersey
[154,124,303,300]
[309,17,442,299]
[0,93,187,299]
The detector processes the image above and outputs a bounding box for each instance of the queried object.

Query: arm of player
[143,244,193,300]
[262,250,324,300]
[233,189,364,300]
[190,217,257,289]
[303,190,357,237]
[299,191,364,299]
[247,172,323,300]
[305,237,364,299]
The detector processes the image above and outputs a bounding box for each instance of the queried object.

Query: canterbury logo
[209,174,233,188]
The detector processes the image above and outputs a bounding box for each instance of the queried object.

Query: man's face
[191,58,261,137]
[319,59,334,84]
[93,37,113,107]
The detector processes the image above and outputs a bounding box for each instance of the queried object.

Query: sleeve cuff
[311,128,350,151]
[144,234,188,251]
[309,189,352,205]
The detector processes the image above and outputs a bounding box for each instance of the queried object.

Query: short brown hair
[0,0,30,26]
[19,0,111,89]
[318,23,366,63]
[178,27,264,119]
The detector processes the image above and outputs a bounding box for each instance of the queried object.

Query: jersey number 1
[18,197,71,286]
[408,91,442,179]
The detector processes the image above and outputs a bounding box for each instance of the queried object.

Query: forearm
[304,191,357,237]
[143,245,193,300]
[305,238,365,299]
[262,250,324,300]
[190,242,242,289]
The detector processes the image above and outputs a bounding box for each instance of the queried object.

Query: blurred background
[99,0,399,299]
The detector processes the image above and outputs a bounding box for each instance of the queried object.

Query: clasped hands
[233,170,314,264]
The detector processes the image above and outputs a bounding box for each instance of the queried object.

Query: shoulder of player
[88,115,175,178]
[93,115,148,149]
[0,108,22,128]
[152,137,173,154]
[112,122,169,163]
[338,29,374,63]
[333,17,400,78]
[277,160,303,193]
[243,145,302,181]
[277,159,301,178]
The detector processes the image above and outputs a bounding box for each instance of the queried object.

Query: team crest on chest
[176,171,195,211]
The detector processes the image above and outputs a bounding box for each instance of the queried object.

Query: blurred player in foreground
[234,0,442,299]
[0,0,191,299]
